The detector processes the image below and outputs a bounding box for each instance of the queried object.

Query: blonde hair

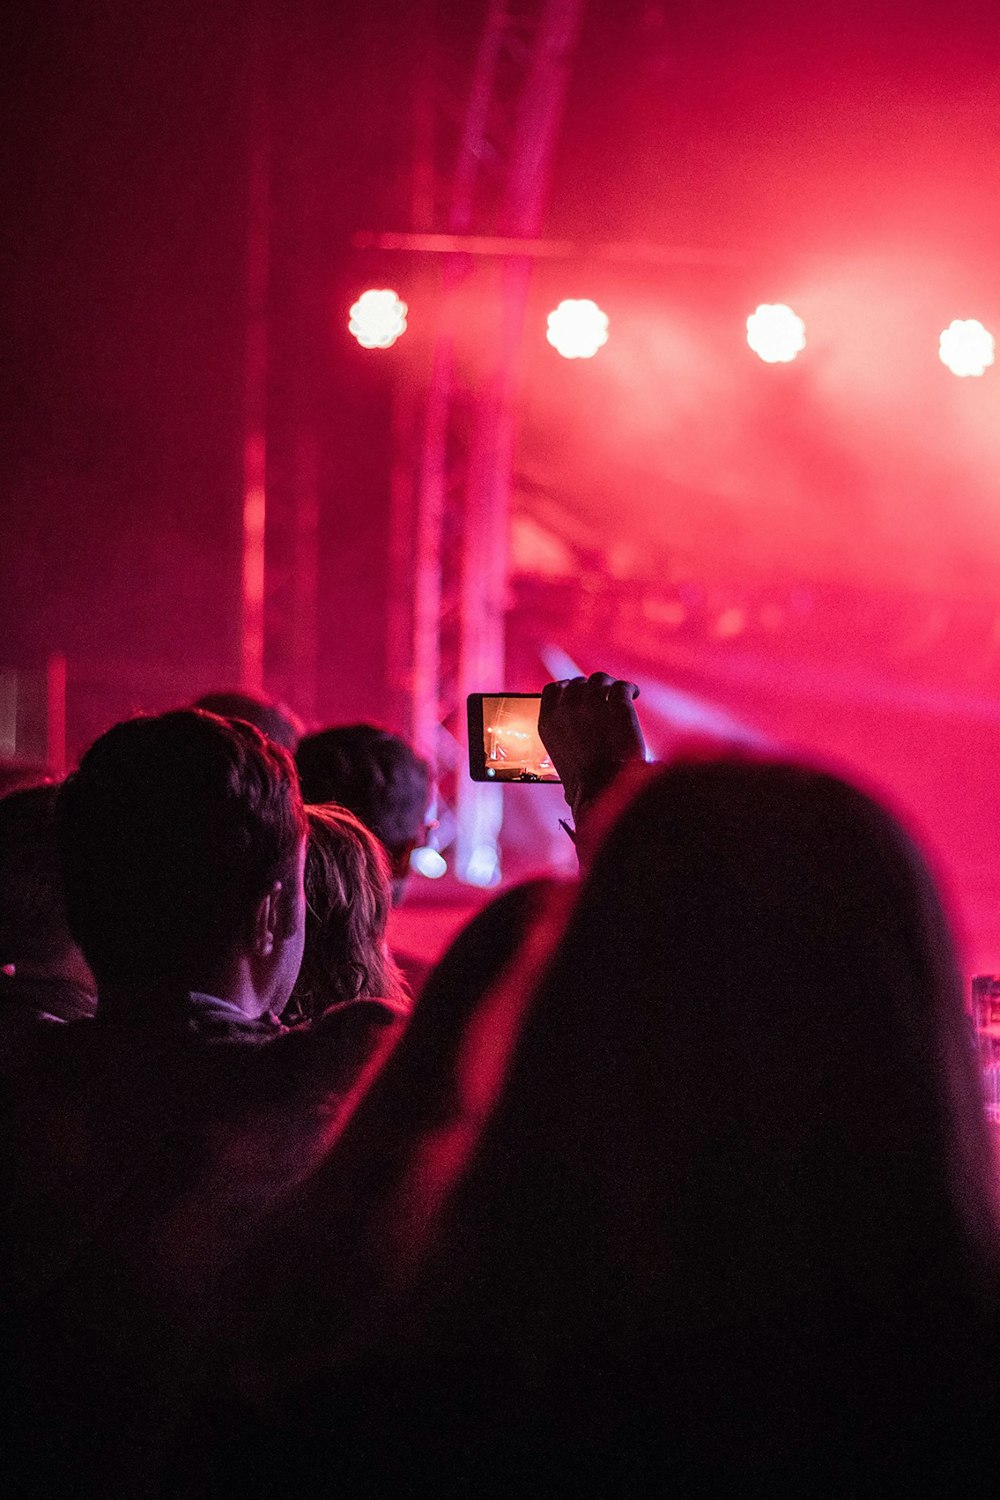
[284,803,408,1024]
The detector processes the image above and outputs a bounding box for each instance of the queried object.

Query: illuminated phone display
[467,694,560,783]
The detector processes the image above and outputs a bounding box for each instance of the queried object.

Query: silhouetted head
[295,725,433,903]
[58,710,306,1014]
[356,756,998,1483]
[448,757,993,1294]
[193,691,304,754]
[283,803,406,1025]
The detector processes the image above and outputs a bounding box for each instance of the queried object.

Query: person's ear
[252,880,283,959]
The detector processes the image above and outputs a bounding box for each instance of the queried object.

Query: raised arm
[539,671,646,862]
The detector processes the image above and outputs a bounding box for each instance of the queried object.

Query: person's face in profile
[267,832,308,1016]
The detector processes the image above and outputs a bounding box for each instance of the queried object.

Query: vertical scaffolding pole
[240,4,271,695]
[394,0,584,881]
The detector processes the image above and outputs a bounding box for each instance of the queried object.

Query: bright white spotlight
[938,318,995,378]
[546,299,609,359]
[465,843,501,888]
[348,288,408,349]
[746,303,806,364]
[410,846,447,879]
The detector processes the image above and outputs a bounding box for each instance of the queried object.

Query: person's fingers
[557,676,591,710]
[542,672,638,712]
[582,672,639,704]
[540,678,572,717]
[539,680,575,755]
[583,672,616,698]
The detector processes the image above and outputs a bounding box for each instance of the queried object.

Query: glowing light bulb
[349,288,408,349]
[938,319,994,377]
[410,846,447,879]
[546,299,609,359]
[746,303,806,364]
[465,844,501,887]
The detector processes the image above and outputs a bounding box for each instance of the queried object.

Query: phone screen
[467,694,560,783]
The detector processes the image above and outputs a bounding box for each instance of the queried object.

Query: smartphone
[467,693,560,783]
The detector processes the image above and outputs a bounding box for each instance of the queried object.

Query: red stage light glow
[938,319,994,378]
[348,288,408,349]
[746,303,806,364]
[546,298,609,359]
[712,606,747,639]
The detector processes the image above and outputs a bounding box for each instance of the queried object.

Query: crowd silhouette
[1,674,998,1497]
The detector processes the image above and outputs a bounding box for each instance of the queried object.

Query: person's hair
[58,710,305,989]
[193,691,304,754]
[295,726,431,859]
[475,758,998,1274]
[0,783,74,966]
[283,803,407,1025]
[327,755,1000,1488]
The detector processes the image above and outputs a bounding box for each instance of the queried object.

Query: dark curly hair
[295,725,431,859]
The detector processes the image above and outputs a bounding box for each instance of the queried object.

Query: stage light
[546,299,609,359]
[712,607,747,639]
[938,319,994,377]
[466,843,501,887]
[410,846,447,879]
[348,288,408,349]
[746,303,806,364]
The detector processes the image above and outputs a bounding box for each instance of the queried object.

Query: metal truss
[388,0,585,882]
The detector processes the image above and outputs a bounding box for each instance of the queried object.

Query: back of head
[295,725,431,862]
[220,760,1000,1495]
[59,710,305,991]
[193,691,304,754]
[0,783,77,968]
[368,756,999,1472]
[457,758,994,1296]
[285,803,404,1024]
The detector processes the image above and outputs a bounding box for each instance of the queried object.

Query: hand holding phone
[538,672,645,817]
[467,674,645,800]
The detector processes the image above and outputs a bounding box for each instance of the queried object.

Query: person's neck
[98,953,270,1022]
[213,951,272,1019]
